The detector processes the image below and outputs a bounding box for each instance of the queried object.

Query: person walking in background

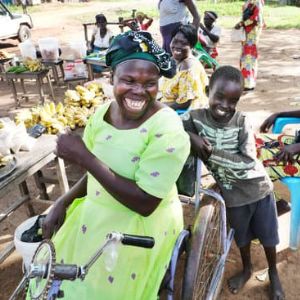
[158,0,200,54]
[235,0,264,91]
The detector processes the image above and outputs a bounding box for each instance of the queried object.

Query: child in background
[182,65,284,300]
[136,11,153,31]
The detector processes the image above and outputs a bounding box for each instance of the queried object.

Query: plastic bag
[64,59,88,80]
[231,28,246,42]
[176,155,197,197]
[0,118,15,156]
[10,123,28,153]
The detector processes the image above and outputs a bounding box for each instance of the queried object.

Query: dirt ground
[0,2,300,300]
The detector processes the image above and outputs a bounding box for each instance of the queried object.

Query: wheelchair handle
[121,234,155,249]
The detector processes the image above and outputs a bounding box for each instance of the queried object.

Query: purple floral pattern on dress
[140,128,147,134]
[108,276,114,283]
[81,225,87,234]
[131,156,140,163]
[155,133,163,138]
[105,135,112,141]
[131,273,136,280]
[166,147,175,153]
[150,171,160,177]
[96,190,100,196]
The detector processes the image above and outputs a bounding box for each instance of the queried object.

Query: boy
[182,66,284,300]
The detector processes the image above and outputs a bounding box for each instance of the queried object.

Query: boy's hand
[189,132,212,162]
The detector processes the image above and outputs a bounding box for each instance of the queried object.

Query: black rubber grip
[54,264,80,280]
[121,234,155,249]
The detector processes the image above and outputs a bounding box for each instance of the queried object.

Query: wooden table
[0,134,69,264]
[41,59,65,85]
[84,57,109,80]
[0,69,55,107]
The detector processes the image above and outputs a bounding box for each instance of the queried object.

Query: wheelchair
[160,158,234,300]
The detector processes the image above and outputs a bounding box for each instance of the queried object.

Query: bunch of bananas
[0,50,11,60]
[14,82,108,134]
[0,154,13,167]
[64,83,107,108]
[23,58,43,72]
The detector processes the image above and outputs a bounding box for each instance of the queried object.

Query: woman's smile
[124,98,146,112]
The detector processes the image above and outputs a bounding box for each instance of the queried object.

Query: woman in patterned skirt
[235,0,264,91]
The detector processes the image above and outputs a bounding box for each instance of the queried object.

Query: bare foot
[269,269,285,300]
[228,269,252,294]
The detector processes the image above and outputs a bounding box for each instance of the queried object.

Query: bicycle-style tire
[182,196,224,300]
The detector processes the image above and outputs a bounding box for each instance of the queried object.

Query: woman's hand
[56,132,89,166]
[260,113,280,133]
[276,143,300,164]
[189,132,212,162]
[235,22,243,29]
[42,199,67,239]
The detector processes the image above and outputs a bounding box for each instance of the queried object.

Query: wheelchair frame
[163,159,234,300]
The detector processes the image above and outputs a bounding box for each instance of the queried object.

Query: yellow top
[160,56,209,109]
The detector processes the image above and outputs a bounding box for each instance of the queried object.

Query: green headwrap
[106,31,176,78]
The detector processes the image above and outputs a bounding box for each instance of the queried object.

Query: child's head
[136,11,145,23]
[95,14,107,29]
[204,11,218,28]
[208,65,244,123]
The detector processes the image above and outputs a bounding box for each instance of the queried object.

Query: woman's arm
[184,0,200,28]
[57,134,161,217]
[42,175,87,238]
[260,110,300,133]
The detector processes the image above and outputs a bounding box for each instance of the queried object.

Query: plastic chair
[272,117,300,250]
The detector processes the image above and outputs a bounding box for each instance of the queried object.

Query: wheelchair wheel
[182,196,224,300]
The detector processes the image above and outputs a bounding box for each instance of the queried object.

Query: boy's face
[209,79,242,123]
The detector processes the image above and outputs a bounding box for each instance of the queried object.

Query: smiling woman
[160,24,209,111]
[37,31,190,299]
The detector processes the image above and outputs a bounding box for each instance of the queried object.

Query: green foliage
[5,1,300,29]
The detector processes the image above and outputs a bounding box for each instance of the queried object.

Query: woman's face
[170,32,191,62]
[113,60,160,120]
[209,79,242,123]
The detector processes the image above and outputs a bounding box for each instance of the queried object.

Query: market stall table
[41,59,65,85]
[84,56,109,80]
[0,69,55,107]
[0,134,69,264]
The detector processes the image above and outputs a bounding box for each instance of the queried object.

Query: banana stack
[0,154,13,167]
[23,58,43,72]
[14,82,109,134]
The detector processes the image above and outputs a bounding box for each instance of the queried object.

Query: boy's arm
[208,115,257,170]
[181,111,212,161]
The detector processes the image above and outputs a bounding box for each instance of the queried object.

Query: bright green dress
[50,102,190,299]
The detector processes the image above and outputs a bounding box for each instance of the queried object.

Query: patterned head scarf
[106,31,176,78]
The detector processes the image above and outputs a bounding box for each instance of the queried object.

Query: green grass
[5,0,300,29]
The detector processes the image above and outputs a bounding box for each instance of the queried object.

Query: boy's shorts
[226,193,279,248]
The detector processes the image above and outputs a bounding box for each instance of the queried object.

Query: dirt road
[0,2,300,299]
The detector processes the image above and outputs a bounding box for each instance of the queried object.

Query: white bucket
[38,37,60,60]
[18,40,37,59]
[14,216,41,271]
